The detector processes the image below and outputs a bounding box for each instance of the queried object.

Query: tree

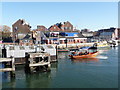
[0,26,2,41]
[1,25,11,39]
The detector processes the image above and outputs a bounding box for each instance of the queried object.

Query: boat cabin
[71,46,97,56]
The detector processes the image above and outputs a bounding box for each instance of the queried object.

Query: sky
[2,2,118,31]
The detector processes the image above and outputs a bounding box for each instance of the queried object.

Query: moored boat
[57,49,69,52]
[97,41,110,48]
[108,40,118,47]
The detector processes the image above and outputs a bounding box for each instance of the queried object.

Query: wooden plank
[0,58,12,62]
[29,62,50,67]
[0,68,15,72]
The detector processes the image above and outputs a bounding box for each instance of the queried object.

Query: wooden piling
[25,52,51,73]
[56,45,58,60]
[0,57,15,78]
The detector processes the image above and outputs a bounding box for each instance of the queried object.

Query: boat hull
[69,52,99,59]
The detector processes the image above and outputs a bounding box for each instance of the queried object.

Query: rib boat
[69,47,98,59]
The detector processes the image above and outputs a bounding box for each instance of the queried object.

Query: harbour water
[1,46,119,88]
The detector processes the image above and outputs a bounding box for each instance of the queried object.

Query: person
[84,51,89,55]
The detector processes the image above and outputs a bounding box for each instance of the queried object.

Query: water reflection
[71,58,99,63]
[2,62,59,88]
[25,72,51,88]
[58,52,69,59]
[24,62,58,88]
[2,72,16,88]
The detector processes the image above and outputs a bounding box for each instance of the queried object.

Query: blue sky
[2,2,118,31]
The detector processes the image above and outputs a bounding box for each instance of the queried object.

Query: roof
[21,34,32,40]
[48,25,61,31]
[77,33,85,38]
[98,27,116,32]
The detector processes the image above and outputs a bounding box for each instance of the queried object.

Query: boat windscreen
[88,47,97,50]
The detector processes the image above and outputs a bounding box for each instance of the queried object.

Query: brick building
[37,25,48,31]
[45,21,87,44]
[55,21,73,31]
[48,25,61,31]
[61,21,73,31]
[12,19,32,45]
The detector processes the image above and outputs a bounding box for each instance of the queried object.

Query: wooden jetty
[0,57,15,77]
[25,51,51,73]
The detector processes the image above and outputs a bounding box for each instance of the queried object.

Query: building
[32,30,47,44]
[49,25,61,31]
[80,29,94,42]
[81,29,94,38]
[37,25,48,31]
[118,28,120,40]
[98,27,119,41]
[12,19,31,42]
[0,26,2,43]
[44,21,87,44]
[56,21,73,31]
[19,34,33,46]
[59,32,87,44]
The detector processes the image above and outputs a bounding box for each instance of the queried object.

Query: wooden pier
[0,57,15,77]
[25,52,51,73]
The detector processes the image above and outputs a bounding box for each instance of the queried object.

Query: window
[24,40,29,43]
[29,46,34,49]
[14,27,18,31]
[64,27,67,30]
[61,27,64,30]
[47,45,53,49]
[69,27,71,30]
[9,46,14,50]
[54,27,56,29]
[60,40,62,44]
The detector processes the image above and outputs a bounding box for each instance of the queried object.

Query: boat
[69,48,79,52]
[69,47,98,59]
[97,43,110,48]
[108,40,118,47]
[97,41,110,48]
[57,49,69,52]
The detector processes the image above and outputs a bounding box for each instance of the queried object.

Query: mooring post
[10,57,15,78]
[2,45,6,58]
[25,53,31,73]
[56,45,58,60]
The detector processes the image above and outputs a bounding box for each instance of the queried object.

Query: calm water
[1,46,119,88]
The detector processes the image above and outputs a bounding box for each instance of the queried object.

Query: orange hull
[69,52,99,59]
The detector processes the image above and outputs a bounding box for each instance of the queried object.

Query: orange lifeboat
[69,46,99,59]
[69,51,98,59]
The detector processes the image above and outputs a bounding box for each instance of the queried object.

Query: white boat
[108,40,118,47]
